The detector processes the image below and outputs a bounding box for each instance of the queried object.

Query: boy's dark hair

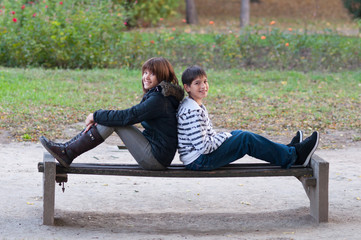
[181,65,207,86]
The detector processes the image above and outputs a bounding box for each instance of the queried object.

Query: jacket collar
[158,81,184,102]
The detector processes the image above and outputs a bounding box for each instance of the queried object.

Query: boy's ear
[183,84,190,93]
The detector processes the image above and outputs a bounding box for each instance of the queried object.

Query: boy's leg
[187,130,297,171]
[111,125,166,170]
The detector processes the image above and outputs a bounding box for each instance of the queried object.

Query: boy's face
[184,75,209,105]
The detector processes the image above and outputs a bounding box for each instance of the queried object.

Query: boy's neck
[189,95,203,106]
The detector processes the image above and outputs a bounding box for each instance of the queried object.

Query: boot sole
[40,137,70,168]
[302,131,319,167]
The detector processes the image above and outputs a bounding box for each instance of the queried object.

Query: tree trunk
[185,0,198,24]
[240,0,250,27]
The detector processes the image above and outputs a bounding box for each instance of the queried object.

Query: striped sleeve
[178,107,231,156]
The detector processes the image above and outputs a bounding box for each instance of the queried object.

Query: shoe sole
[298,130,303,143]
[302,131,319,167]
[40,137,70,168]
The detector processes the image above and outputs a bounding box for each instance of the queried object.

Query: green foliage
[0,1,360,71]
[120,0,180,28]
[343,0,361,18]
[0,0,179,68]
[0,0,127,68]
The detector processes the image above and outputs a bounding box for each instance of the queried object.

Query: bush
[0,1,360,71]
[120,0,180,28]
[0,0,179,68]
[343,0,361,18]
[0,0,127,68]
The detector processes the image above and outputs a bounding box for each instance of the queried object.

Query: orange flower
[160,18,164,21]
[150,40,155,44]
[270,20,276,25]
[285,43,289,47]
[182,19,186,23]
[288,28,293,32]
[172,27,176,31]
[261,36,266,40]
[209,21,214,25]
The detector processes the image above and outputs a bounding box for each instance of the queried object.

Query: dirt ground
[0,128,360,240]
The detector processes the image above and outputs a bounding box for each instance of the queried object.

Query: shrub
[0,1,360,71]
[0,0,127,68]
[343,0,361,18]
[119,0,180,28]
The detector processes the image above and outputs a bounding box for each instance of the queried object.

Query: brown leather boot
[40,126,104,168]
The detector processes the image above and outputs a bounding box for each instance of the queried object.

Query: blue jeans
[186,130,297,171]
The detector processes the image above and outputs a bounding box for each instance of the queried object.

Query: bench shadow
[54,207,316,235]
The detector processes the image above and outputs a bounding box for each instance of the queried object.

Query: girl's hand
[84,113,96,133]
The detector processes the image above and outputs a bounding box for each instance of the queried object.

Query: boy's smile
[184,75,209,105]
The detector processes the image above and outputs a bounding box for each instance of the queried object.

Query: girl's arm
[93,93,165,127]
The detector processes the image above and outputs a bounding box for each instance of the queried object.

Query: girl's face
[184,75,208,105]
[142,69,159,90]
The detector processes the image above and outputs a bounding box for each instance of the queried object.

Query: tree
[185,0,198,24]
[240,0,250,27]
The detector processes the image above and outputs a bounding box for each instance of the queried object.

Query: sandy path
[0,137,360,239]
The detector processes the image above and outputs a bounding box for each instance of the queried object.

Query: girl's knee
[96,124,114,139]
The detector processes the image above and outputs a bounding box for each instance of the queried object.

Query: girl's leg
[97,124,166,170]
[40,125,104,168]
[186,130,297,171]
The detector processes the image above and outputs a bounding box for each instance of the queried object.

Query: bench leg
[43,152,56,225]
[300,154,329,223]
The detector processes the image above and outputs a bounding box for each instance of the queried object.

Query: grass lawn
[0,67,360,145]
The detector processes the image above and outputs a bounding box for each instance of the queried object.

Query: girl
[40,57,184,170]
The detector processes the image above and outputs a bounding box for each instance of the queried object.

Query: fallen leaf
[26,202,34,205]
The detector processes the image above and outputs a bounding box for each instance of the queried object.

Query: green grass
[0,67,360,142]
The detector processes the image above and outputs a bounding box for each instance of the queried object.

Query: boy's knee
[239,131,258,144]
[240,131,253,137]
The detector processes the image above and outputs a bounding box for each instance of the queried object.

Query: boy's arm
[178,109,230,155]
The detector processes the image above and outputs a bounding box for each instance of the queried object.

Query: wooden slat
[38,162,313,178]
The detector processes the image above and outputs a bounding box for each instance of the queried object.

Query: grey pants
[96,124,166,170]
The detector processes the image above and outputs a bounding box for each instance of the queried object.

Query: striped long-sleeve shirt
[177,97,232,165]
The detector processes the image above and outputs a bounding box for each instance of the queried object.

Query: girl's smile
[143,70,159,90]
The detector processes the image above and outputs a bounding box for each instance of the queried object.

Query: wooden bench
[38,152,329,225]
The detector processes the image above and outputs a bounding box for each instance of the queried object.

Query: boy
[177,65,319,171]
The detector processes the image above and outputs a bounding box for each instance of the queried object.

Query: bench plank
[38,162,313,178]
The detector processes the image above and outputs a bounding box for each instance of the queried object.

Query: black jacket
[93,81,184,167]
